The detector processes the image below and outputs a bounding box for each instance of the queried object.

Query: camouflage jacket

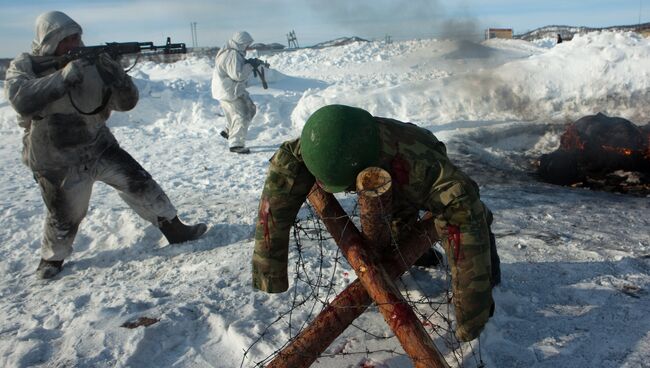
[253,117,494,341]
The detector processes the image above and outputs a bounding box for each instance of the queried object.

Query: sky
[0,0,648,57]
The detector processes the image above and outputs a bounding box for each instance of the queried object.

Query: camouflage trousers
[33,144,176,261]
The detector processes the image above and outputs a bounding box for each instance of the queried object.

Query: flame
[601,145,634,156]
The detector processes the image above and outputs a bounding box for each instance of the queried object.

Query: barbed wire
[240,194,485,368]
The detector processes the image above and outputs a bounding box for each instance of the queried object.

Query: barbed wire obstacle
[241,168,486,368]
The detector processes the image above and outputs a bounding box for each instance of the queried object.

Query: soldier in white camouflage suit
[211,31,257,154]
[4,11,207,279]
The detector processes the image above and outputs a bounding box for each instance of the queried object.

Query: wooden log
[356,167,393,251]
[307,184,449,368]
[265,214,438,368]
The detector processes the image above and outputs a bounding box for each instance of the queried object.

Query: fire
[539,114,649,194]
[601,145,634,156]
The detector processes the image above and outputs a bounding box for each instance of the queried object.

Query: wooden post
[265,214,438,368]
[306,180,449,368]
[356,167,393,251]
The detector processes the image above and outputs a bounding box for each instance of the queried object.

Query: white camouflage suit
[4,11,177,262]
[211,31,257,149]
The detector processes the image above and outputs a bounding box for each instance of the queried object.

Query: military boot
[36,259,64,279]
[159,216,207,244]
[229,146,250,154]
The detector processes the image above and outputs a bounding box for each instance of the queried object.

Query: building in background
[485,28,513,40]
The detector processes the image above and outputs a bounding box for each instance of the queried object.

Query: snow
[1,31,649,367]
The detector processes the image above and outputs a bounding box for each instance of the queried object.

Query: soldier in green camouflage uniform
[252,104,500,342]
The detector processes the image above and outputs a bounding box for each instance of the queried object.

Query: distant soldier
[4,11,207,279]
[211,31,257,154]
[251,104,501,342]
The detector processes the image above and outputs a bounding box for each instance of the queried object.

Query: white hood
[225,31,253,52]
[31,11,83,56]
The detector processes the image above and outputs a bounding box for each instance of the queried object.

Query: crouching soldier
[4,11,207,279]
[252,104,501,342]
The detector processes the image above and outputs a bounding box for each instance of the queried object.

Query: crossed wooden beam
[266,167,450,368]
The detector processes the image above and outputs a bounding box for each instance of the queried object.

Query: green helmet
[300,105,381,193]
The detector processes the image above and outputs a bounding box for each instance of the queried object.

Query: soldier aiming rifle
[3,10,207,279]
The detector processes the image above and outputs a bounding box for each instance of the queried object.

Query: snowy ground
[0,32,649,367]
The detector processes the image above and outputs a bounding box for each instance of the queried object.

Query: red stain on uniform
[391,153,410,186]
[448,224,464,261]
[258,197,275,249]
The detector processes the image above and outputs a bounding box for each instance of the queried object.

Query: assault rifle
[31,37,187,74]
[246,57,270,89]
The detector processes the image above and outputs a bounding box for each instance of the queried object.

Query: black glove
[95,53,129,87]
[246,58,269,69]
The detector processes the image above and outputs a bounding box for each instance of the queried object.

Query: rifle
[31,37,187,74]
[246,57,270,89]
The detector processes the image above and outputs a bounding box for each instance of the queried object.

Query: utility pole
[190,22,198,48]
[640,0,643,25]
